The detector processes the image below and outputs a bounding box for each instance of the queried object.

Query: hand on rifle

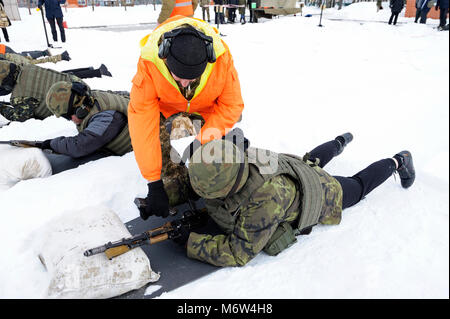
[141,180,170,220]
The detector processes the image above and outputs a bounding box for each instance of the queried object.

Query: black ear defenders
[158,26,216,63]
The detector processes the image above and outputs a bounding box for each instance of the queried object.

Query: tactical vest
[78,90,132,156]
[11,64,83,120]
[204,147,325,235]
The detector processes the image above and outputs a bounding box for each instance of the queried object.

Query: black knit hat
[166,32,208,80]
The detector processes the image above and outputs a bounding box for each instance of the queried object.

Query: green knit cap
[188,139,249,199]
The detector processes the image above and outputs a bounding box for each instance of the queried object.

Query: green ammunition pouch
[263,222,300,256]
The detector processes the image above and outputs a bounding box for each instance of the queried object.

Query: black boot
[393,151,415,188]
[61,51,71,61]
[99,64,112,77]
[99,64,112,76]
[335,132,353,155]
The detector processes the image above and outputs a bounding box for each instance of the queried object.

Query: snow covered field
[0,2,448,298]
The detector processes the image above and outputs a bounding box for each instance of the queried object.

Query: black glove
[35,139,52,150]
[141,180,170,220]
[181,138,202,165]
[171,222,190,246]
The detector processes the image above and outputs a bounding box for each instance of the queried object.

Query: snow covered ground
[0,2,448,298]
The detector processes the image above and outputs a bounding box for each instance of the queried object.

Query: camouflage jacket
[187,148,343,267]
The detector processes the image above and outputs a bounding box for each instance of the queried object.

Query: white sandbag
[0,145,52,191]
[37,206,160,299]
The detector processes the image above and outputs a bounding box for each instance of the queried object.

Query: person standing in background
[157,0,199,25]
[0,0,11,42]
[214,0,226,24]
[388,0,404,25]
[376,0,384,11]
[415,0,434,24]
[38,0,66,43]
[200,0,211,22]
[238,0,246,24]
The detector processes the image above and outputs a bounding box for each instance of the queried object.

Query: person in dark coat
[436,0,449,29]
[38,0,66,43]
[228,0,238,23]
[0,0,11,42]
[388,0,404,25]
[415,0,433,24]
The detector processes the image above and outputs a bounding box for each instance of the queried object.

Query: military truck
[251,0,302,20]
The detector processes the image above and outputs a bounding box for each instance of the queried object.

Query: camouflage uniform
[160,112,206,207]
[187,141,343,267]
[0,97,40,122]
[0,62,83,122]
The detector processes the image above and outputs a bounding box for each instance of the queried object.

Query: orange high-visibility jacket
[128,16,245,181]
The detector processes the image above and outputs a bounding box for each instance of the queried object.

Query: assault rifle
[83,198,208,260]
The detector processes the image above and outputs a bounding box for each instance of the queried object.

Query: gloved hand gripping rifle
[83,198,208,260]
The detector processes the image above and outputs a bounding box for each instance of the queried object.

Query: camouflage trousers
[5,53,63,65]
[314,166,343,225]
[160,112,205,207]
[0,97,40,122]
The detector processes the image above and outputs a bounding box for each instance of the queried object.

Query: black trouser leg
[334,159,396,209]
[44,151,111,175]
[1,28,9,42]
[56,17,65,42]
[62,67,102,79]
[389,13,394,24]
[47,17,58,41]
[420,9,429,24]
[308,140,341,168]
[415,9,421,22]
[393,13,399,25]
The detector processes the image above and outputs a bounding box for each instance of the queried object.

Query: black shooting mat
[116,201,223,299]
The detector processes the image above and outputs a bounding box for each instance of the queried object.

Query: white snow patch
[0,3,448,298]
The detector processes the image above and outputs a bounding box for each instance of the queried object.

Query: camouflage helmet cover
[188,139,249,199]
[0,60,14,83]
[46,81,75,117]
